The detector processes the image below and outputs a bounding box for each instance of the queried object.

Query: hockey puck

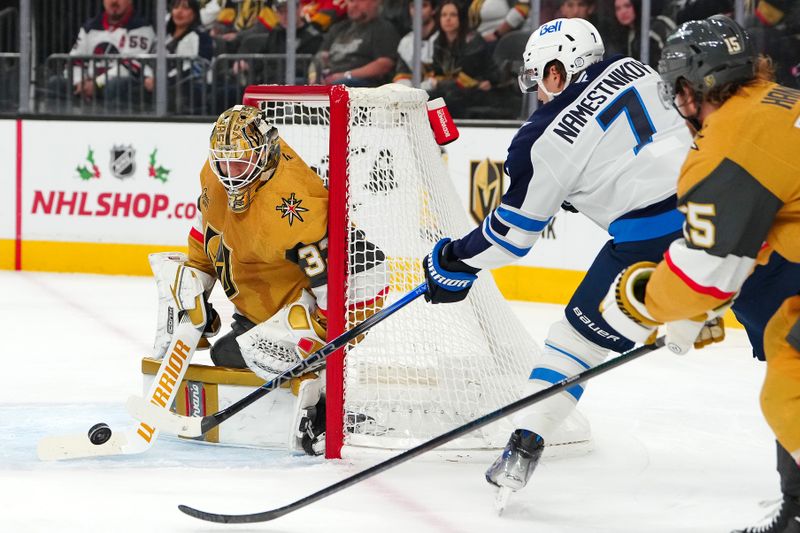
[88,422,112,445]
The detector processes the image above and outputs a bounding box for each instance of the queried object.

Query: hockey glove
[422,238,479,304]
[237,289,327,381]
[601,262,728,355]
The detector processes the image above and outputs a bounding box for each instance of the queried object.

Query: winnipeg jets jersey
[453,55,693,270]
[70,11,155,86]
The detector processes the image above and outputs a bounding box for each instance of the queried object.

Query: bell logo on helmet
[539,20,563,35]
[521,18,605,99]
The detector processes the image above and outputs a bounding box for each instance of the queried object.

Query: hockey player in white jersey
[422,18,695,493]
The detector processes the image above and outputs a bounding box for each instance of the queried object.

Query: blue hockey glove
[422,238,479,304]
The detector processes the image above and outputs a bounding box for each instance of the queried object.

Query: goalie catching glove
[600,261,728,355]
[236,289,328,381]
[150,252,220,359]
[422,238,480,304]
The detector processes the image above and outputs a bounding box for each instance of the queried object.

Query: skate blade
[495,486,513,516]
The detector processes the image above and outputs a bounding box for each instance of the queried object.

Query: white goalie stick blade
[495,487,513,516]
[36,316,202,461]
[37,430,129,461]
[126,396,202,438]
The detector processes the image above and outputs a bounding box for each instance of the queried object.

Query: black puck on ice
[88,422,112,445]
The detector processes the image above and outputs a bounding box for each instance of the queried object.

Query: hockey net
[242,84,589,458]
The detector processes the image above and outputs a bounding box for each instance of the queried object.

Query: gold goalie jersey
[645,80,800,322]
[187,138,329,324]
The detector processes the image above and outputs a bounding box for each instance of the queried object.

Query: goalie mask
[208,105,281,213]
[518,18,604,100]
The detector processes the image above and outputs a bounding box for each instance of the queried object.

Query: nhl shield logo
[110,145,136,179]
[469,159,504,225]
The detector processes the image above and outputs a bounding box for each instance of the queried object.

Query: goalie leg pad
[513,319,608,443]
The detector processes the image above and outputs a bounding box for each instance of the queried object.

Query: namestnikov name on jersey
[550,58,656,147]
[187,138,329,324]
[452,55,692,271]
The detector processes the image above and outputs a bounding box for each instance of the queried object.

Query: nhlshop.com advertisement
[21,120,208,246]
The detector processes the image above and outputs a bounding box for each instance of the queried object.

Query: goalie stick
[37,315,202,461]
[178,336,666,524]
[128,282,428,440]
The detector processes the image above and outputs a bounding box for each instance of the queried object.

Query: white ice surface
[0,271,782,533]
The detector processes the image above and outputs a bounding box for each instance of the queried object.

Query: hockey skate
[732,496,800,533]
[486,430,544,514]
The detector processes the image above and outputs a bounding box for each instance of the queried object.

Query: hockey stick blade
[178,337,665,523]
[131,283,428,439]
[126,396,202,437]
[37,430,130,461]
[37,316,203,461]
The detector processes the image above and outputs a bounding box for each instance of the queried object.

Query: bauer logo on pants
[469,159,504,225]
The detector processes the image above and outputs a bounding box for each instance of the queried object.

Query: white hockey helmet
[518,18,604,99]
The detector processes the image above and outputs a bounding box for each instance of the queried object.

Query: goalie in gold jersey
[600,16,800,532]
[149,105,387,455]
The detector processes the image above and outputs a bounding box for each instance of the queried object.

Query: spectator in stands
[467,0,529,48]
[233,0,324,83]
[164,0,214,61]
[426,0,502,118]
[559,0,594,20]
[311,0,400,87]
[210,0,268,53]
[393,0,438,85]
[45,0,155,113]
[199,0,223,28]
[383,0,412,36]
[229,0,345,44]
[153,0,214,114]
[747,0,800,86]
[559,0,609,39]
[672,0,732,23]
[606,0,676,67]
[300,0,349,33]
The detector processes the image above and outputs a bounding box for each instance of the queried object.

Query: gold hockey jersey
[187,138,329,324]
[646,80,800,322]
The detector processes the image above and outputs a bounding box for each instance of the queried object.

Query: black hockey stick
[129,282,428,439]
[178,336,666,523]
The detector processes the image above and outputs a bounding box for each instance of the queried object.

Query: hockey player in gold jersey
[149,105,386,455]
[600,16,800,533]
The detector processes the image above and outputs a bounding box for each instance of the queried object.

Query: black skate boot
[732,496,800,533]
[485,429,544,491]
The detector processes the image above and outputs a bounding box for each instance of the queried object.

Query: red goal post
[243,85,351,458]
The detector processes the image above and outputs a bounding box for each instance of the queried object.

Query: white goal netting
[244,84,589,453]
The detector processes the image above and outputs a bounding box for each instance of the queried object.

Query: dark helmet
[658,15,757,98]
